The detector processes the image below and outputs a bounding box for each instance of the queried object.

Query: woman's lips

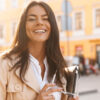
[34,29,46,33]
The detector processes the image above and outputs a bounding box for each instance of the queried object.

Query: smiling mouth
[34,29,46,33]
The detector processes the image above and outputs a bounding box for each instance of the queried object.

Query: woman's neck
[28,42,46,63]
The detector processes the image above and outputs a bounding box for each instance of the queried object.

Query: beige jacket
[0,55,68,100]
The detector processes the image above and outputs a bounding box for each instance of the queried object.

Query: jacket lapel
[15,65,40,93]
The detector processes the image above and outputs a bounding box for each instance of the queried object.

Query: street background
[79,74,100,100]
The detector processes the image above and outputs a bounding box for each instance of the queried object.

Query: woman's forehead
[27,5,48,16]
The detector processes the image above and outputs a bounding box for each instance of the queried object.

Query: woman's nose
[36,18,43,25]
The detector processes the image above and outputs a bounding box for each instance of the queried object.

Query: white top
[29,54,61,100]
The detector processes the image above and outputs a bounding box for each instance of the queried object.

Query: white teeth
[34,30,46,33]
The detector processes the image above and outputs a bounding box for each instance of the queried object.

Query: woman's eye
[43,18,49,20]
[28,18,36,21]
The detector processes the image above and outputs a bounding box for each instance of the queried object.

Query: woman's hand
[36,83,63,100]
[68,96,79,100]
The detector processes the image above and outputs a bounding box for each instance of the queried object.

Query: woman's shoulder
[0,50,19,68]
[0,51,9,62]
[0,51,11,72]
[0,50,18,59]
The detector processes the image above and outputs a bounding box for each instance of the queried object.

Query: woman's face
[26,5,51,44]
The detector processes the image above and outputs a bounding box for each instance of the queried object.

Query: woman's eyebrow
[27,14,48,17]
[27,14,36,17]
[42,14,48,17]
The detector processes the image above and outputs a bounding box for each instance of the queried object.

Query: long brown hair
[3,1,67,84]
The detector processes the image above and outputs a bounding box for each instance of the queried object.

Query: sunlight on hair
[65,66,78,72]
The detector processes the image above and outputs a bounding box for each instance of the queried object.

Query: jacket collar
[9,55,40,93]
[15,64,40,93]
[15,63,40,93]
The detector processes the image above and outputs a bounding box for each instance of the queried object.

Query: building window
[75,12,82,30]
[10,0,18,8]
[0,0,5,10]
[96,9,100,28]
[93,8,100,34]
[0,25,4,39]
[72,11,85,36]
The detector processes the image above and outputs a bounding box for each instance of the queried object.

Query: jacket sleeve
[0,57,8,100]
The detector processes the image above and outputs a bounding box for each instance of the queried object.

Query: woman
[0,1,77,100]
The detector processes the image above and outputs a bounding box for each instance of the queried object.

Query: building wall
[0,0,23,50]
[59,0,100,60]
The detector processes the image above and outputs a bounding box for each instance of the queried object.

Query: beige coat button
[14,84,22,91]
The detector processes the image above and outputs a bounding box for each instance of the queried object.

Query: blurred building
[61,0,100,66]
[48,0,100,66]
[0,0,100,65]
[0,0,28,50]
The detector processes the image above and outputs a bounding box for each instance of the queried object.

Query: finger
[41,83,56,92]
[73,96,79,100]
[44,95,55,100]
[45,87,63,95]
